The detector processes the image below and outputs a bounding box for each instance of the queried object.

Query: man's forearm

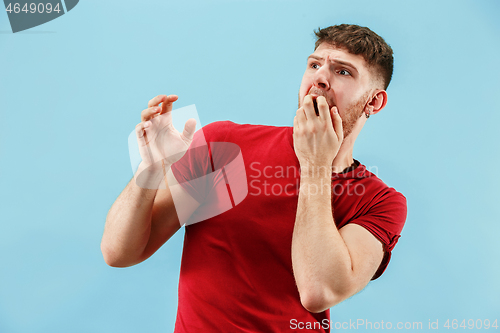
[101,164,164,267]
[291,171,354,312]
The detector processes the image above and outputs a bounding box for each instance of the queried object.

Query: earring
[365,112,370,119]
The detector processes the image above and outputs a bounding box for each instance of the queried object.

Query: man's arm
[291,95,384,313]
[101,163,201,267]
[101,166,179,267]
[101,94,199,267]
[291,173,384,313]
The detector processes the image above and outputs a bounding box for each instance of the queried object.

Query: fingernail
[332,107,338,114]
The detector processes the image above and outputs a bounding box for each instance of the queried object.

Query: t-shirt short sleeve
[170,121,231,203]
[347,190,407,280]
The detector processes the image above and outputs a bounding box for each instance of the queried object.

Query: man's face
[298,43,374,138]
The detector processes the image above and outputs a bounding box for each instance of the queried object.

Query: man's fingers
[147,94,178,113]
[293,115,299,130]
[142,94,178,121]
[331,107,343,141]
[303,95,317,122]
[141,106,161,122]
[296,107,306,126]
[160,95,179,114]
[316,96,330,122]
[181,118,197,142]
[135,121,151,140]
[148,95,166,108]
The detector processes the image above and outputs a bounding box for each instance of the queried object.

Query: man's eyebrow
[307,55,324,63]
[307,55,359,74]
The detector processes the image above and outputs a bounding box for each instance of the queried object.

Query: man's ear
[365,90,388,116]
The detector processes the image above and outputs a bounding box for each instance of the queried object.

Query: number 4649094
[5,3,61,14]
[444,319,498,330]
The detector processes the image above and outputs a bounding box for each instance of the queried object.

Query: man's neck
[331,136,356,174]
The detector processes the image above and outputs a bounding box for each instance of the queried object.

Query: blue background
[1,0,499,332]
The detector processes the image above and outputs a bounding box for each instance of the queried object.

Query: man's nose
[313,66,330,90]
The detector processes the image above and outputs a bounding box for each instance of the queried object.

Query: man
[101,24,407,332]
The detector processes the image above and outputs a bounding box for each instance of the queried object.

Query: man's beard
[298,91,368,138]
[341,93,368,138]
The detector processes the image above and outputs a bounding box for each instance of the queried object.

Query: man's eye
[338,69,351,76]
[311,63,320,69]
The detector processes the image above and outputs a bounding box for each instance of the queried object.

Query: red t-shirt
[171,121,407,332]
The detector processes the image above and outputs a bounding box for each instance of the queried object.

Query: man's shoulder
[201,121,291,141]
[203,120,290,130]
[200,120,235,133]
[354,162,407,207]
[349,162,408,239]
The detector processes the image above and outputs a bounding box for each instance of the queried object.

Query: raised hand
[134,94,196,188]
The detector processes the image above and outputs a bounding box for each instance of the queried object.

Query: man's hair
[314,24,394,90]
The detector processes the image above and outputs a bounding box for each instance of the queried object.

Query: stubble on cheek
[341,93,369,138]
